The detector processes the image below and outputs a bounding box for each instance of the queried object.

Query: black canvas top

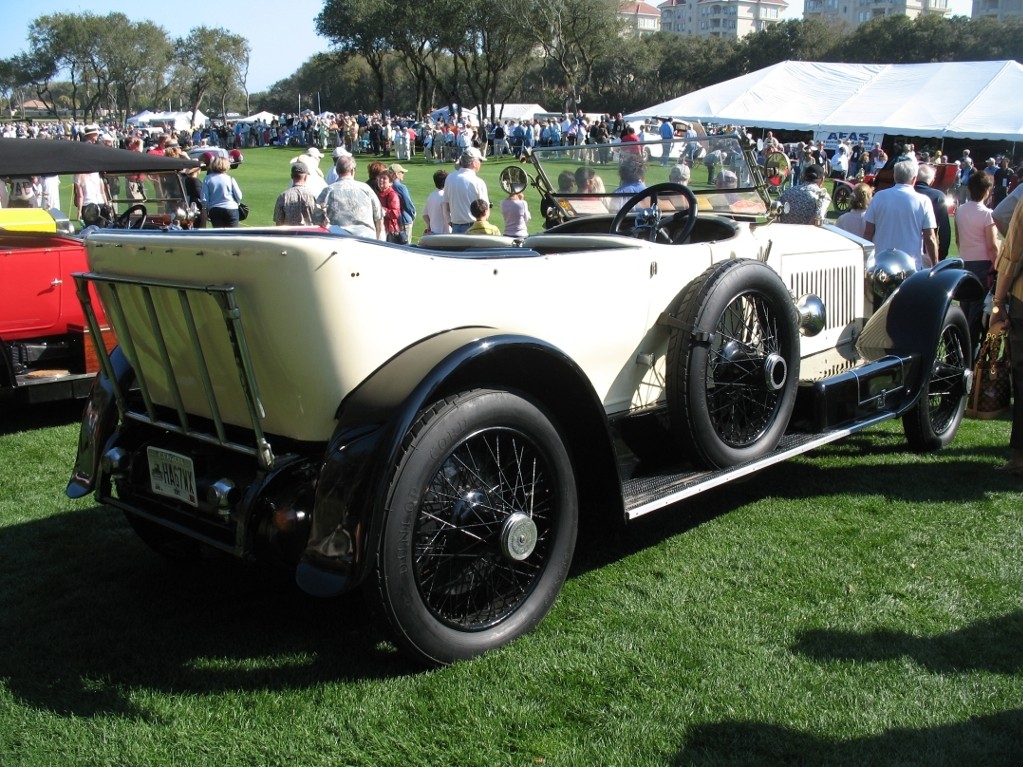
[0,138,200,176]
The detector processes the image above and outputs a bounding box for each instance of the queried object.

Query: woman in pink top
[955,170,1000,349]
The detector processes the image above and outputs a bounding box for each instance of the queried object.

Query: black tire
[832,184,852,213]
[903,305,970,451]
[369,389,578,665]
[666,259,801,469]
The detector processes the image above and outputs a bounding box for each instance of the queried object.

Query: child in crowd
[467,198,501,236]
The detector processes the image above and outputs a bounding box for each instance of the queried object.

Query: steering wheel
[114,203,148,230]
[610,182,698,244]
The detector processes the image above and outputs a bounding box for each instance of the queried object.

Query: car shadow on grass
[672,708,1023,765]
[790,610,1023,675]
[671,612,1023,764]
[570,435,1016,582]
[0,398,85,436]
[0,503,416,719]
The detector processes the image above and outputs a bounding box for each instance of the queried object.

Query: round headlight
[866,247,917,302]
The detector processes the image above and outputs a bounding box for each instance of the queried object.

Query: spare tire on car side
[665,259,801,469]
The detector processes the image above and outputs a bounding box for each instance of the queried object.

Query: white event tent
[127,109,210,131]
[238,111,279,123]
[628,60,1023,143]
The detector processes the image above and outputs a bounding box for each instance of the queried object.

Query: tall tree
[521,0,622,115]
[736,19,838,72]
[174,27,249,126]
[97,15,173,122]
[316,0,392,111]
[440,0,535,128]
[24,13,101,120]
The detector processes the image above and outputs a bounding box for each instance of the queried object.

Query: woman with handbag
[201,156,243,228]
[988,197,1023,473]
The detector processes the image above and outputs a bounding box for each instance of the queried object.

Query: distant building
[803,0,950,28]
[973,0,1021,22]
[658,0,788,39]
[620,1,662,35]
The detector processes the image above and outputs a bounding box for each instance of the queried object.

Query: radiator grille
[788,265,859,332]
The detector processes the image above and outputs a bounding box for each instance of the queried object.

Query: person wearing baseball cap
[444,148,489,232]
[389,163,416,241]
[292,146,326,181]
[326,145,353,183]
[776,163,831,225]
[274,161,319,226]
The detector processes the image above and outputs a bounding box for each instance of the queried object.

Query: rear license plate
[147,447,198,507]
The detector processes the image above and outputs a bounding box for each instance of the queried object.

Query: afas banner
[813,130,885,152]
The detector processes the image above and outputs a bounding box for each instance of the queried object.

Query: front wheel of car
[368,389,578,666]
[666,259,801,469]
[903,305,970,451]
[833,184,852,212]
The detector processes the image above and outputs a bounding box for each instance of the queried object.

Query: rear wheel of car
[369,389,578,666]
[903,305,970,451]
[666,259,801,469]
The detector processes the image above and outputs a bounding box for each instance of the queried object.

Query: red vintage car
[0,138,198,405]
[832,162,960,213]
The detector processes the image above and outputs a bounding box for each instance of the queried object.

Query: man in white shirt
[863,159,938,269]
[443,148,489,233]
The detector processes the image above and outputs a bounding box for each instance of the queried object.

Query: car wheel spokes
[927,323,969,432]
[706,293,783,447]
[413,428,554,630]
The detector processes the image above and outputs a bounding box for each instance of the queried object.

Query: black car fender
[859,259,982,359]
[66,345,133,500]
[296,327,620,597]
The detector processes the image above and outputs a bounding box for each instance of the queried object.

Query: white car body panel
[85,210,868,444]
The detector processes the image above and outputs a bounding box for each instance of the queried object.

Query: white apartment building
[621,1,663,35]
[803,0,951,28]
[972,0,1022,21]
[658,0,788,38]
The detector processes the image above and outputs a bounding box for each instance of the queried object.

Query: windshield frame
[524,132,772,225]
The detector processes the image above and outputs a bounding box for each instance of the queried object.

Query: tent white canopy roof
[478,103,548,122]
[628,60,1023,142]
[238,110,278,123]
[127,109,209,130]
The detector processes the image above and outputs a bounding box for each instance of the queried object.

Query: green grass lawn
[1,401,1021,766]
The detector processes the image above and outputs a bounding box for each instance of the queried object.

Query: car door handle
[51,278,63,287]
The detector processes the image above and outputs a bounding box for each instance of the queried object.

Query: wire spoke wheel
[904,305,970,450]
[413,427,554,630]
[706,292,787,448]
[667,259,800,469]
[371,389,577,665]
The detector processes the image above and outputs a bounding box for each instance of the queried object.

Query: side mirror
[499,165,528,195]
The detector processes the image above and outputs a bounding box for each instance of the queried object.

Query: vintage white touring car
[66,133,981,665]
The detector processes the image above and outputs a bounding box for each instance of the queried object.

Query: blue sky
[1,0,328,93]
[2,0,974,95]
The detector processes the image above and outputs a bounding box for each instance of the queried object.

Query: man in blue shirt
[658,117,675,166]
[610,155,647,212]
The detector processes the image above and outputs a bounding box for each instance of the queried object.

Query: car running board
[621,415,893,520]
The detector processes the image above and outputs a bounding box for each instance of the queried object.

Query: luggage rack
[73,272,276,470]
